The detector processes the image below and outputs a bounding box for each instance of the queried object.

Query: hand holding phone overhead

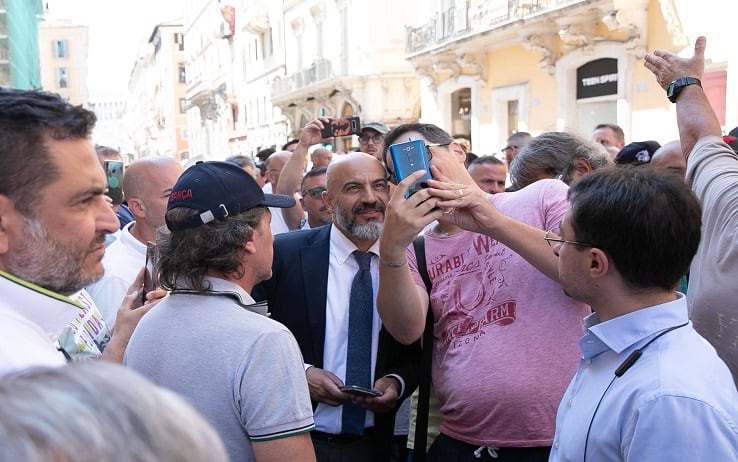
[320,117,361,138]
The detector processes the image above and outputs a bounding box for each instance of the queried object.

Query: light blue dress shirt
[549,295,738,461]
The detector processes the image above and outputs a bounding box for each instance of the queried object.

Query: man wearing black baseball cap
[125,161,317,462]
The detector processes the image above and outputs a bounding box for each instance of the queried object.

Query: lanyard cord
[582,321,689,461]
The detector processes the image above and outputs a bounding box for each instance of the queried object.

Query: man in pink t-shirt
[377,124,595,461]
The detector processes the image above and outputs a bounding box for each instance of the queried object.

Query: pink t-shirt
[407,179,590,447]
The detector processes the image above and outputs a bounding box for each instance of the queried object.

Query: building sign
[577,58,618,99]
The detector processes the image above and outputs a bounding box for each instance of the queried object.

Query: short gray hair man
[0,362,227,462]
[509,131,611,190]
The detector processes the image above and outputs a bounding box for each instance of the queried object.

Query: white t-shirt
[87,222,147,328]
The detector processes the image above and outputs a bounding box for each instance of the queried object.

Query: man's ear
[588,247,609,279]
[126,198,146,218]
[243,238,257,255]
[575,157,593,176]
[322,191,335,214]
[0,195,20,256]
[448,142,468,163]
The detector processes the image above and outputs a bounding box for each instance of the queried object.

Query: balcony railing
[271,59,332,98]
[407,0,579,54]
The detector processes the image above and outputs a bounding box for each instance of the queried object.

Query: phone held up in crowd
[320,116,361,138]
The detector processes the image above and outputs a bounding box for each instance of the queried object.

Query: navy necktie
[342,250,374,435]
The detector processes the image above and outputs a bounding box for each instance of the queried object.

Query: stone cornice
[601,7,648,58]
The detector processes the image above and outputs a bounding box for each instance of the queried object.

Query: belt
[311,427,375,445]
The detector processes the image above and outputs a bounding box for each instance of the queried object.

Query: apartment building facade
[405,0,734,155]
[38,16,88,105]
[125,21,190,161]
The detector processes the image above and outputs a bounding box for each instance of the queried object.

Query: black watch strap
[667,77,702,103]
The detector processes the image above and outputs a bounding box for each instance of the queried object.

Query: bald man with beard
[254,139,420,462]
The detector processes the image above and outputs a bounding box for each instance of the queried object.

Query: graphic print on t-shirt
[429,234,517,352]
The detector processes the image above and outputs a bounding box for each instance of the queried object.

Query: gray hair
[225,154,257,171]
[506,131,532,149]
[509,131,610,189]
[0,362,227,462]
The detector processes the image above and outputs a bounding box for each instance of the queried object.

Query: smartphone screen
[388,139,432,197]
[321,116,361,138]
[142,241,159,304]
[104,160,124,205]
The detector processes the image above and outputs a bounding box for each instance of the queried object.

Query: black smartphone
[142,241,159,304]
[339,385,383,397]
[320,116,361,138]
[388,139,432,197]
[104,160,124,205]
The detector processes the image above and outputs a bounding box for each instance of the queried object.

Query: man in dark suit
[255,118,419,462]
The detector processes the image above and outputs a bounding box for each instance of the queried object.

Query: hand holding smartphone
[320,116,361,138]
[388,139,433,198]
[142,241,159,304]
[339,385,383,397]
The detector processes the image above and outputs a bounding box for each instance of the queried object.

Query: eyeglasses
[358,134,384,144]
[425,142,451,152]
[543,230,593,248]
[304,186,327,199]
[501,145,518,154]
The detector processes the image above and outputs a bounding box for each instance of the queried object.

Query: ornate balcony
[271,59,333,99]
[406,0,581,55]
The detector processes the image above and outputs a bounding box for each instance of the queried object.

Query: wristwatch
[666,77,702,103]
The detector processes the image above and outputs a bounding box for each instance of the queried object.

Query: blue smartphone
[388,139,432,198]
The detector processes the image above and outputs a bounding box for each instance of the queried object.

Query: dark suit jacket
[253,225,420,460]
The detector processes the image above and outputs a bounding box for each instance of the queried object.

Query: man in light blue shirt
[546,167,738,461]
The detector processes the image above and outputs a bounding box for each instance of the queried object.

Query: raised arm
[377,171,443,344]
[426,170,561,282]
[643,36,721,157]
[275,118,329,230]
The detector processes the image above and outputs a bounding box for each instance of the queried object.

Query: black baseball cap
[166,161,295,231]
[614,140,661,165]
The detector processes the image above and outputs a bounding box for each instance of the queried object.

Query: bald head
[326,152,386,192]
[122,157,183,241]
[650,140,686,178]
[123,157,183,200]
[311,147,333,168]
[265,151,292,186]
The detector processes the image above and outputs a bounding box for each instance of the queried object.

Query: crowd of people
[1,36,737,462]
